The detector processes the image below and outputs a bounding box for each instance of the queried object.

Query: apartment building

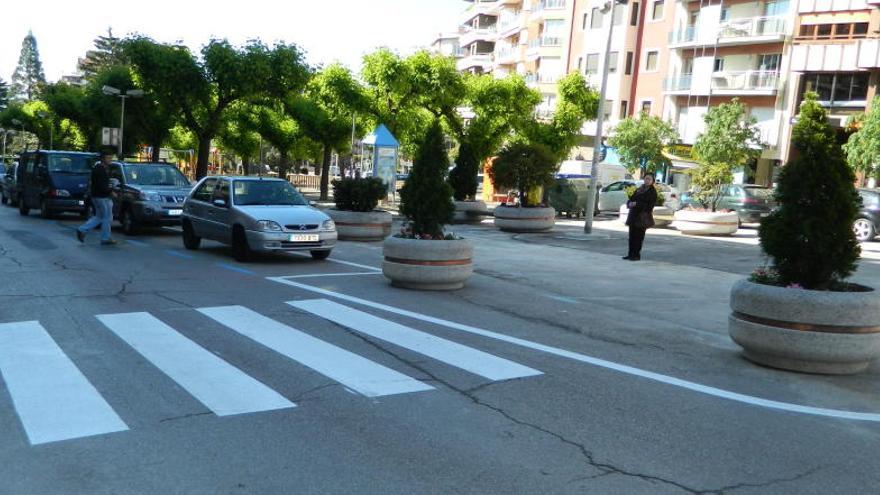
[438,0,880,186]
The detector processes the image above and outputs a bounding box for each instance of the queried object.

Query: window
[763,0,789,16]
[720,7,730,21]
[625,51,634,75]
[192,178,217,203]
[641,100,653,114]
[608,52,619,73]
[577,57,583,72]
[799,72,869,105]
[213,179,230,206]
[651,0,664,20]
[713,58,724,72]
[591,7,602,28]
[620,100,629,119]
[110,165,124,185]
[613,4,624,25]
[795,22,872,41]
[757,54,781,72]
[604,100,613,120]
[585,54,599,75]
[583,13,588,30]
[645,51,658,71]
[630,2,639,26]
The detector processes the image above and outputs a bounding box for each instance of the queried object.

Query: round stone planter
[382,236,473,291]
[729,279,880,374]
[452,200,489,224]
[617,205,675,228]
[672,210,738,236]
[494,206,556,233]
[326,209,392,241]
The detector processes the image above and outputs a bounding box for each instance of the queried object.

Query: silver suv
[107,162,193,235]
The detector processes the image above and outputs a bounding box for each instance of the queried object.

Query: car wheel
[18,200,28,216]
[9,194,18,207]
[121,208,139,236]
[182,220,201,250]
[232,227,252,262]
[310,250,331,260]
[1,193,6,205]
[853,218,876,242]
[40,197,53,219]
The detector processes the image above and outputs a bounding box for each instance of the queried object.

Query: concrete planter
[673,210,738,236]
[618,205,675,228]
[729,279,880,374]
[326,209,392,241]
[452,200,489,224]
[382,236,473,291]
[494,206,556,233]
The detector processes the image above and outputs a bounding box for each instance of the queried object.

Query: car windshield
[744,187,773,198]
[232,180,308,206]
[123,164,190,187]
[48,154,95,173]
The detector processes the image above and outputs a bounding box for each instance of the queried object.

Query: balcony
[531,0,567,21]
[495,46,520,64]
[459,25,498,47]
[460,1,497,24]
[525,36,564,60]
[457,53,494,72]
[497,10,525,38]
[524,73,560,87]
[663,75,693,93]
[668,15,788,49]
[711,70,780,95]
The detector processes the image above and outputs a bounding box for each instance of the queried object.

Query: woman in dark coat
[624,173,658,261]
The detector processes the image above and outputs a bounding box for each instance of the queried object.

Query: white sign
[102,128,120,147]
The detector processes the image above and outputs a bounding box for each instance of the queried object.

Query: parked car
[682,184,776,224]
[181,176,337,262]
[597,180,682,213]
[104,161,193,235]
[1,162,19,206]
[17,150,98,218]
[855,188,880,242]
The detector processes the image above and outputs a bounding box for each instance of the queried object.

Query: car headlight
[139,191,162,202]
[257,220,283,231]
[322,219,336,231]
[53,189,71,197]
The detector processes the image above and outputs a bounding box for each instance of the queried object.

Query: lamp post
[36,111,53,150]
[102,85,144,157]
[584,0,628,234]
[0,129,14,163]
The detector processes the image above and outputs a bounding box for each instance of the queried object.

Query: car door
[185,178,217,239]
[19,154,35,208]
[599,181,623,210]
[108,164,126,219]
[210,179,232,244]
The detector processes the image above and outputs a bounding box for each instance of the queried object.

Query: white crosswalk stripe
[0,321,128,445]
[290,299,543,381]
[197,305,434,398]
[97,312,296,417]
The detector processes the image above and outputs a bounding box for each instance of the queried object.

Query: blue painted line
[126,239,150,247]
[54,221,75,231]
[216,263,256,276]
[165,250,194,260]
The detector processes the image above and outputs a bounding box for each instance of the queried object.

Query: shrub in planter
[449,141,489,224]
[384,120,472,290]
[489,142,557,232]
[729,93,880,374]
[328,177,392,241]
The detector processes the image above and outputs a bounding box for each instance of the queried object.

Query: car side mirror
[213,199,227,208]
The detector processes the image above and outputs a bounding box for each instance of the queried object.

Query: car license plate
[289,234,319,242]
[168,209,183,216]
[78,201,85,206]
[760,212,770,217]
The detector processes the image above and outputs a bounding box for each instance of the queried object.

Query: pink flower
[787,283,803,289]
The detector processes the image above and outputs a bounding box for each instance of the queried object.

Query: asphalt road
[0,206,879,494]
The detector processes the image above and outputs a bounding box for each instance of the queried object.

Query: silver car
[181,176,337,262]
[598,180,682,213]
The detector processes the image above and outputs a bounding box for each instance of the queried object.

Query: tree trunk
[242,156,250,176]
[196,135,212,180]
[320,144,332,201]
[278,149,290,180]
[150,140,161,162]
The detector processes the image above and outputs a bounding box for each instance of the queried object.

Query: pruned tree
[10,31,46,101]
[124,37,310,179]
[843,96,880,183]
[609,112,678,174]
[519,72,599,160]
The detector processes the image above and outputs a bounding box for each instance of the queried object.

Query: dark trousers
[628,225,647,258]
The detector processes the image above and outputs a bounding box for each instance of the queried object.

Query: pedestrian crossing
[0,300,542,446]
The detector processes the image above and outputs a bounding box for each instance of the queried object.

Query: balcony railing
[664,75,693,91]
[536,0,566,10]
[719,16,786,39]
[527,36,563,49]
[711,70,780,91]
[498,10,523,32]
[668,26,696,44]
[524,73,560,85]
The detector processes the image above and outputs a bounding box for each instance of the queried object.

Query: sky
[0,0,465,82]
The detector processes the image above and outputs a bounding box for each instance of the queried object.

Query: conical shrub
[400,120,455,238]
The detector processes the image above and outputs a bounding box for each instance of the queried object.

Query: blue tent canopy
[362,124,399,147]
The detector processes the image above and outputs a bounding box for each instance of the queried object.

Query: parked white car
[597,180,682,213]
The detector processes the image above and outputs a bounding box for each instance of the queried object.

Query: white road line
[197,306,433,398]
[267,277,880,422]
[97,313,295,417]
[290,299,542,381]
[283,272,382,279]
[0,321,128,445]
[288,252,381,272]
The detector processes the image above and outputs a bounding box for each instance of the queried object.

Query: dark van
[17,150,98,218]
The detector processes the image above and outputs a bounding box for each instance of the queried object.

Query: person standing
[76,150,117,245]
[624,173,658,261]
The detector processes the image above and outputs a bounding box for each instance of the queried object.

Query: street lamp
[102,85,144,157]
[36,111,53,150]
[584,0,628,234]
[0,128,15,164]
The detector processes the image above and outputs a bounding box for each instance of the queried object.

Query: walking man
[76,150,116,245]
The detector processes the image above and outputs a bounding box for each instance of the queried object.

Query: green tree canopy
[0,100,82,151]
[759,93,861,289]
[489,142,558,207]
[78,29,126,79]
[217,102,261,171]
[399,120,455,238]
[608,112,678,174]
[691,98,761,211]
[0,77,9,110]
[843,96,880,181]
[124,37,310,179]
[10,31,46,101]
